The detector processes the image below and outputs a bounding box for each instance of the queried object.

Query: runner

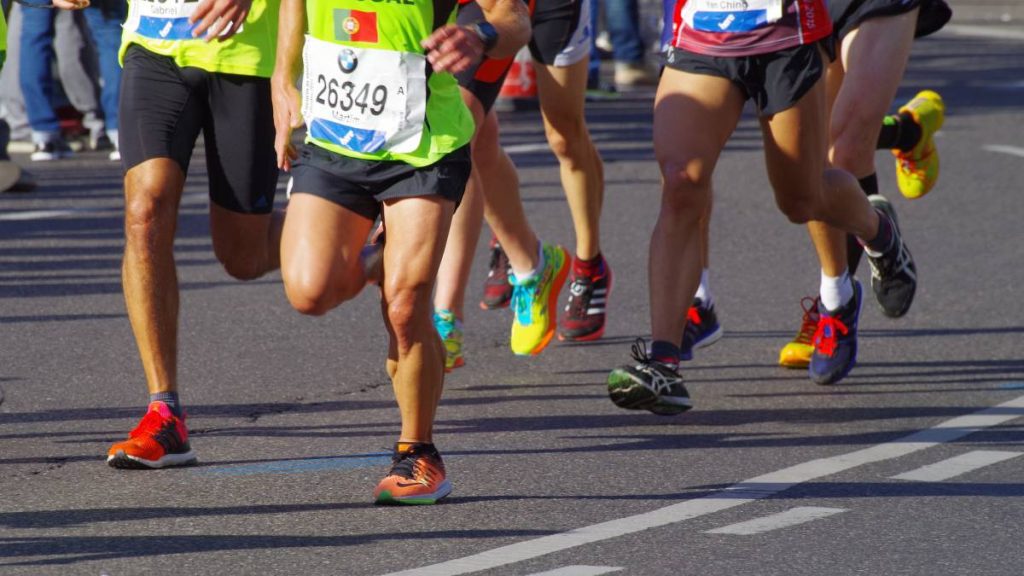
[432,0,607,369]
[106,0,286,469]
[271,0,529,503]
[607,0,919,412]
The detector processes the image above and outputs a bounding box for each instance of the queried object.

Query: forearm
[477,0,531,59]
[273,0,306,87]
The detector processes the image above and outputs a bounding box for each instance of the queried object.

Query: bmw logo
[338,49,358,74]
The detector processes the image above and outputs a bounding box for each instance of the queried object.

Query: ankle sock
[512,242,545,284]
[820,269,854,312]
[877,112,922,152]
[150,391,182,417]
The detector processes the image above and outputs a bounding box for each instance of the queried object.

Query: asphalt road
[2,9,1023,576]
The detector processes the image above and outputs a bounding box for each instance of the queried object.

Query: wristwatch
[470,21,499,54]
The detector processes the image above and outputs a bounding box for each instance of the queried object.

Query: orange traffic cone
[496,47,539,111]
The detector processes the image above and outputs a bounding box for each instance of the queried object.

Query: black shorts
[119,44,278,214]
[828,0,950,41]
[289,144,472,221]
[455,0,590,113]
[664,43,827,117]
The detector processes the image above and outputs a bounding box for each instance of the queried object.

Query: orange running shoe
[107,401,197,469]
[778,296,820,369]
[374,443,451,505]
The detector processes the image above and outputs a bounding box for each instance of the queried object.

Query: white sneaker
[30,141,73,162]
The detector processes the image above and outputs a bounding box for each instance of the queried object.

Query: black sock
[651,340,681,366]
[846,174,878,274]
[150,391,182,417]
[877,112,922,152]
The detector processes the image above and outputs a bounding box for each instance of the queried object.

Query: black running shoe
[480,238,513,310]
[866,195,917,318]
[607,338,692,415]
[680,298,723,361]
[809,280,862,385]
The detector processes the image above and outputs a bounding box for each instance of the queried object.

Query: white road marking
[984,145,1024,158]
[381,394,1024,576]
[891,450,1022,482]
[0,208,105,221]
[944,25,1024,42]
[504,142,553,154]
[705,506,847,535]
[525,566,623,576]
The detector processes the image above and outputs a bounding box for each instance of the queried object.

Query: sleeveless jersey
[670,0,832,57]
[302,0,474,167]
[120,0,279,78]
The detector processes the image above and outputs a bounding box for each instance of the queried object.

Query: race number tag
[302,35,426,155]
[126,0,242,41]
[684,0,782,33]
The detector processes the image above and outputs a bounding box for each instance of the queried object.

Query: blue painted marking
[194,452,391,476]
[310,118,387,154]
[1000,382,1024,390]
[692,10,768,33]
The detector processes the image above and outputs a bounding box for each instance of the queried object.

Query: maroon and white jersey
[670,0,832,57]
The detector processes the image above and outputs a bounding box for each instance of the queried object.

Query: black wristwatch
[470,21,499,54]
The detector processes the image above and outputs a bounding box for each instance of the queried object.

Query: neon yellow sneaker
[893,90,945,199]
[433,309,464,372]
[510,243,569,356]
[778,296,820,369]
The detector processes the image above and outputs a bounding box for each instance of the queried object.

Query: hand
[51,0,90,9]
[421,24,485,74]
[271,78,304,171]
[189,0,252,42]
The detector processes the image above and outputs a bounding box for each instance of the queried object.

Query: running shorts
[664,42,827,117]
[456,0,591,113]
[119,44,278,214]
[829,0,950,41]
[289,144,472,221]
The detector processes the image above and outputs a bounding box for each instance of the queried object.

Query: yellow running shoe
[893,90,945,199]
[778,296,820,369]
[510,243,569,356]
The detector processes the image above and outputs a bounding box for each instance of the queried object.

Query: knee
[283,269,362,316]
[545,119,588,163]
[829,111,879,172]
[660,159,712,218]
[124,189,176,247]
[383,282,431,352]
[776,200,816,225]
[217,252,266,281]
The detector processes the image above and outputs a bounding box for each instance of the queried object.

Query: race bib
[127,0,242,41]
[302,35,426,155]
[684,0,784,33]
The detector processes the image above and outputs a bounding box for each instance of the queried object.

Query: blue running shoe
[809,280,862,385]
[680,298,723,361]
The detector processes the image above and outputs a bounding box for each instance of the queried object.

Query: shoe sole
[479,298,511,311]
[375,479,452,505]
[515,247,571,356]
[107,449,198,469]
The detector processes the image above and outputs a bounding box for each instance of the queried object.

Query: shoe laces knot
[812,315,849,357]
[512,277,537,326]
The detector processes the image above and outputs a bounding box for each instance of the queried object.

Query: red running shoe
[107,401,197,469]
[558,257,612,342]
[480,238,512,310]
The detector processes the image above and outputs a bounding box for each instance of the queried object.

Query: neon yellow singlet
[302,0,474,166]
[1,11,8,66]
[120,0,279,78]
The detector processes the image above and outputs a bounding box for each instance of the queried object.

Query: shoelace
[627,338,681,394]
[812,315,849,357]
[389,447,439,485]
[512,278,537,325]
[794,297,821,345]
[686,306,701,326]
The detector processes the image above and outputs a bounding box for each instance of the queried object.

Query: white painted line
[0,208,98,221]
[705,506,847,535]
[525,566,622,576]
[381,394,1024,576]
[504,142,552,154]
[891,450,1022,482]
[944,25,1024,42]
[984,145,1024,158]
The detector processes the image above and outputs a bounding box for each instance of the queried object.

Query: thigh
[534,57,588,132]
[381,196,455,293]
[203,73,279,214]
[761,73,829,203]
[529,0,590,67]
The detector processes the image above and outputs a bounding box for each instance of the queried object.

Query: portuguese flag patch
[333,9,379,44]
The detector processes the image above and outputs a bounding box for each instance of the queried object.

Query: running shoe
[30,140,73,162]
[679,298,723,361]
[778,296,820,369]
[809,280,862,385]
[510,243,569,356]
[893,90,944,199]
[107,401,197,469]
[607,338,692,415]
[433,309,465,372]
[480,238,513,310]
[866,201,917,318]
[558,257,612,342]
[374,443,451,505]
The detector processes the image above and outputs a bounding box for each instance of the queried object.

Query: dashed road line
[381,394,1024,576]
[891,450,1022,482]
[525,566,623,576]
[705,506,847,535]
[984,145,1024,158]
[944,25,1024,42]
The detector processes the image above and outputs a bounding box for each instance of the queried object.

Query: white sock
[512,241,545,284]
[694,268,713,306]
[819,269,853,312]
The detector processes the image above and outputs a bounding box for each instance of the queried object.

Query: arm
[422,0,530,74]
[270,0,306,171]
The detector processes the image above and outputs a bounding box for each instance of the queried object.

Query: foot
[679,298,723,361]
[509,243,569,356]
[607,338,692,415]
[778,296,820,369]
[809,281,862,385]
[894,90,944,199]
[867,198,917,318]
[480,238,513,310]
[30,140,73,162]
[433,309,465,372]
[107,401,197,469]
[558,257,612,342]
[374,443,451,505]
